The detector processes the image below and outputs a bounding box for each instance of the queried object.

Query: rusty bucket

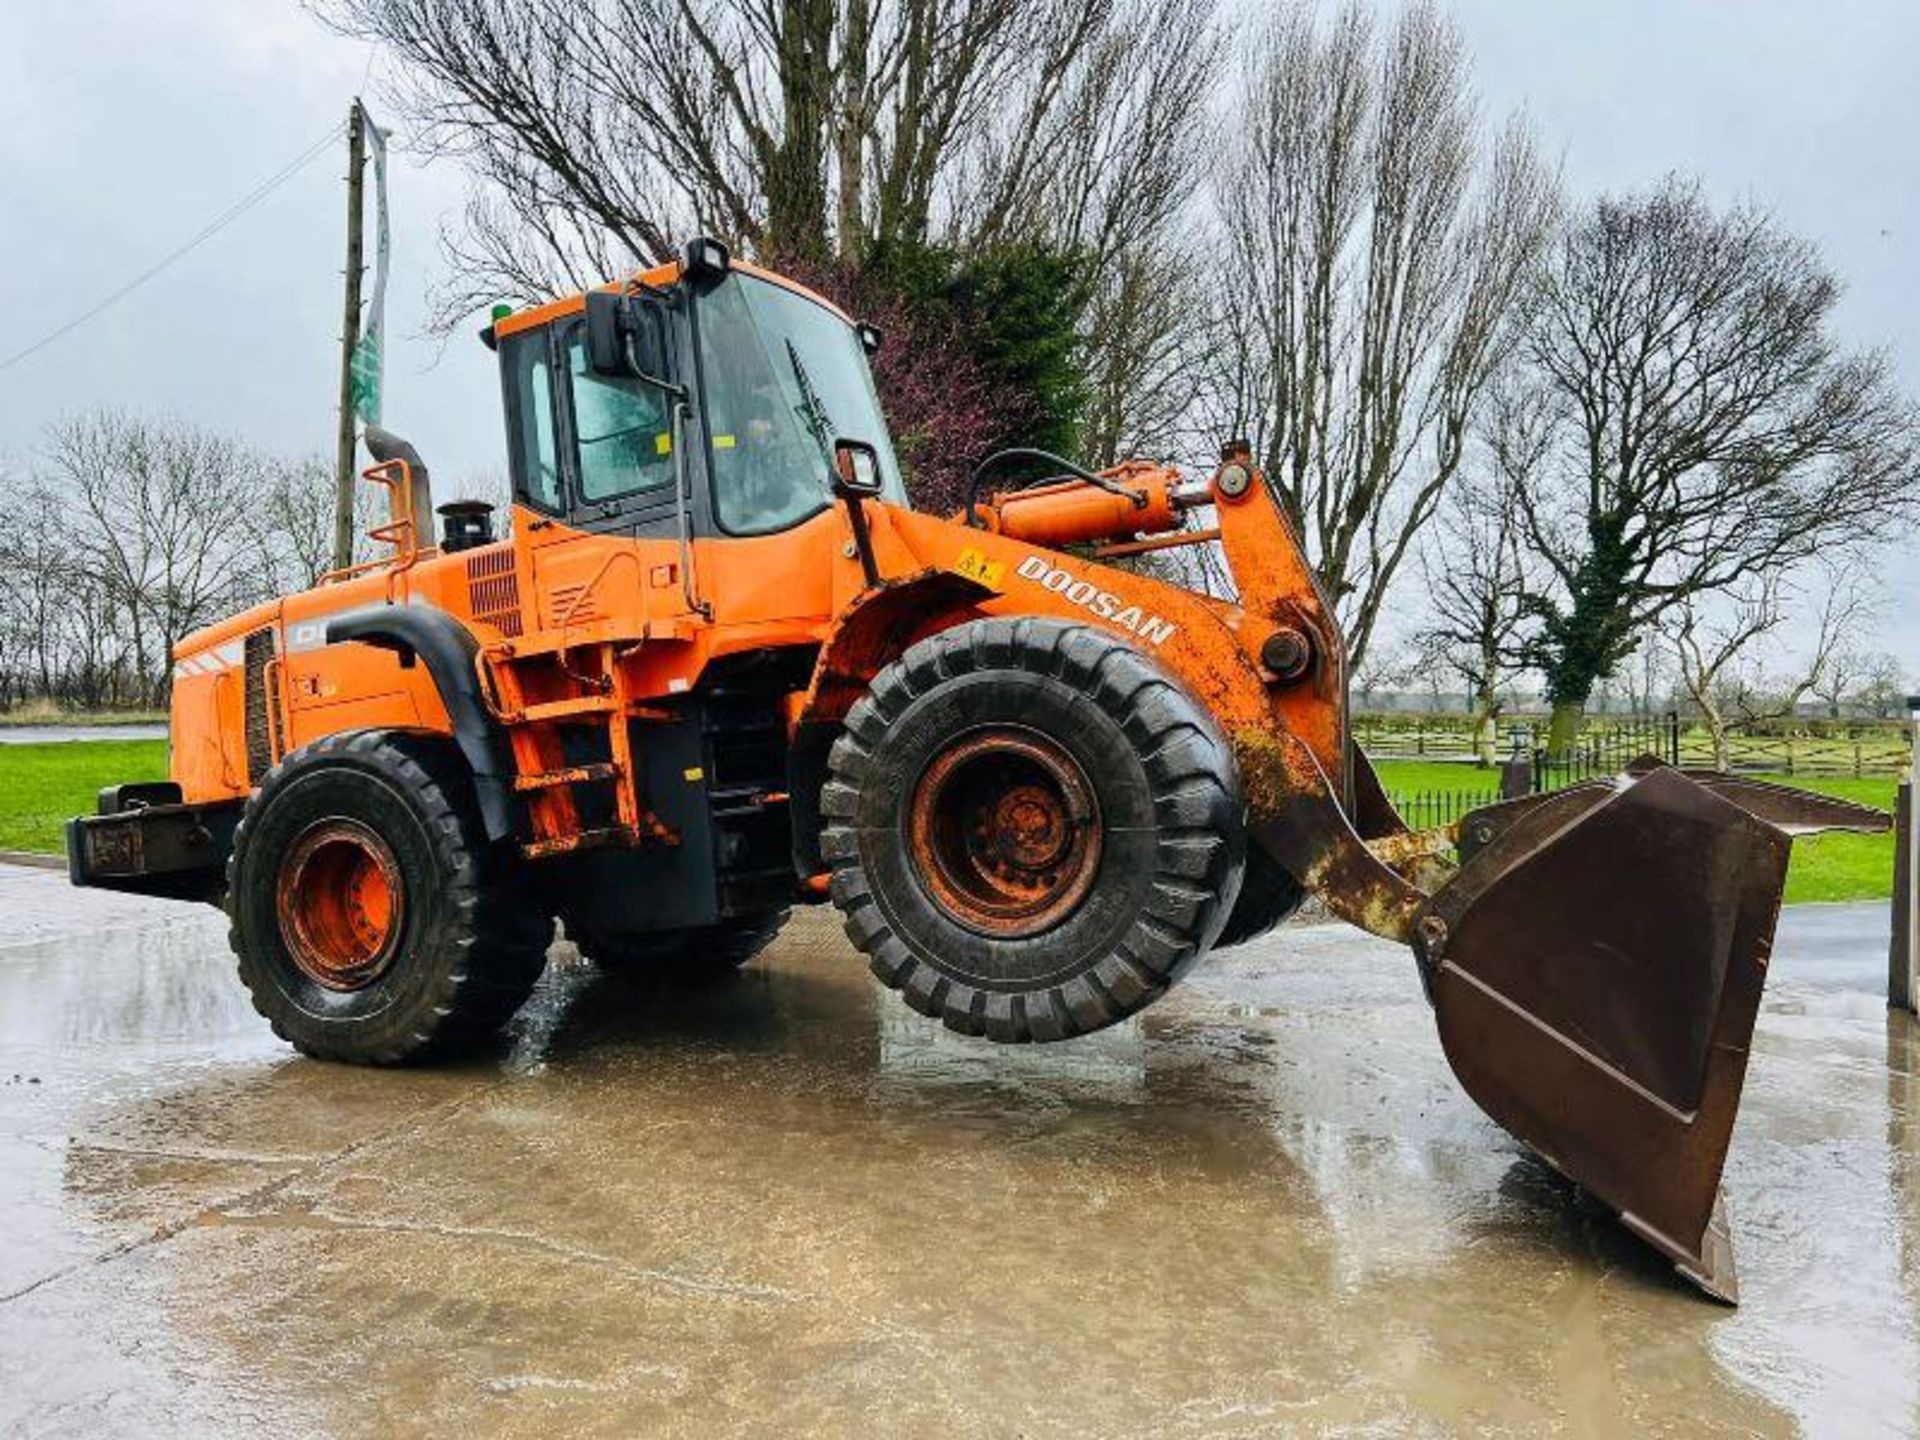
[1413,761,1888,1302]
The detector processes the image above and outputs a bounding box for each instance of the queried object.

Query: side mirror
[857,323,883,357]
[831,438,884,498]
[584,289,668,382]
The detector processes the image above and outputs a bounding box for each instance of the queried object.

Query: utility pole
[331,99,368,572]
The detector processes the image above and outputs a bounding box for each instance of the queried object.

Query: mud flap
[1413,764,1884,1303]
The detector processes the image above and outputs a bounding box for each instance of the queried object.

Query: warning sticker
[955,547,1005,588]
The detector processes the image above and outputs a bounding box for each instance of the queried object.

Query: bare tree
[42,412,263,706]
[1416,470,1532,764]
[1078,242,1209,467]
[323,0,1216,488]
[1854,652,1914,721]
[0,417,381,712]
[1351,640,1415,712]
[1509,178,1920,754]
[1810,642,1875,721]
[324,0,1209,302]
[1664,562,1872,769]
[250,452,405,592]
[1621,631,1673,718]
[1213,1,1558,665]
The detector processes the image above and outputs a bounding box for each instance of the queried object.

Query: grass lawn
[1373,758,1899,905]
[0,738,1899,908]
[0,740,168,854]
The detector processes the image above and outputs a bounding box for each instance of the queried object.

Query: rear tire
[568,910,789,982]
[823,618,1245,1043]
[227,729,551,1064]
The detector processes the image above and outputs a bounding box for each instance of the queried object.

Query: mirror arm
[617,318,685,400]
[842,486,880,589]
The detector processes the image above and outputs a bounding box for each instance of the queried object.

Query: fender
[786,567,995,879]
[791,567,998,731]
[323,603,521,841]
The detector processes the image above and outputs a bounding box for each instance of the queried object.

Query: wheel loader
[68,237,1888,1302]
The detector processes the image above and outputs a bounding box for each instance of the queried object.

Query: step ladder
[484,640,676,860]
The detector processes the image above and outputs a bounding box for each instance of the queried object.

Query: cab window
[503,329,562,511]
[563,324,676,504]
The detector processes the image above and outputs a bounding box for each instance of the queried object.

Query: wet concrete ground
[0,863,1914,1438]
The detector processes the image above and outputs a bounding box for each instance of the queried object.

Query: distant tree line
[0,412,374,710]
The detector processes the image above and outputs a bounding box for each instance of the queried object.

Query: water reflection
[0,899,1908,1434]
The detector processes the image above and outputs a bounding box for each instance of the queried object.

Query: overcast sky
[0,0,1913,677]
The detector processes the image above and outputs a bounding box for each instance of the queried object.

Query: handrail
[317,458,434,586]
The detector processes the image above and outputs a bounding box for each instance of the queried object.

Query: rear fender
[323,603,521,841]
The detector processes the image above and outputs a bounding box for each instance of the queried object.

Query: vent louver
[466,549,522,637]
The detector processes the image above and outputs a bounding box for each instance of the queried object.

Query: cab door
[498,317,681,640]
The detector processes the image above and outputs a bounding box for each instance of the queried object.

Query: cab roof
[490,257,853,341]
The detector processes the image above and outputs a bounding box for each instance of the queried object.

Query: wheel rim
[277,819,406,991]
[907,726,1103,937]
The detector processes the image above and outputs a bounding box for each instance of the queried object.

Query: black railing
[1387,785,1504,831]
[1529,712,1681,794]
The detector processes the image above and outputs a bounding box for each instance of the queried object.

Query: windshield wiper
[785,339,835,461]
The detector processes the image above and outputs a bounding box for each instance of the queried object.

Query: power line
[0,121,348,375]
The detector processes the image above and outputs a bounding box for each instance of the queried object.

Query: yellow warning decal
[713,434,737,449]
[654,432,673,455]
[683,766,705,782]
[955,547,1005,588]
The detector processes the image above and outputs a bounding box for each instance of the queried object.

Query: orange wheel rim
[277,820,405,991]
[906,726,1102,937]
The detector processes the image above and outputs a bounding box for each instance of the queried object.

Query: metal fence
[1386,785,1504,831]
[1359,712,1908,779]
[1531,713,1680,793]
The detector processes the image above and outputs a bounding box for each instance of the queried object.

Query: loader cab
[494,244,906,541]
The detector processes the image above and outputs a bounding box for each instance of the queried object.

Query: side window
[505,330,562,511]
[564,327,676,504]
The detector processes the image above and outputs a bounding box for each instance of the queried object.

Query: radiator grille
[466,549,523,637]
[243,627,277,783]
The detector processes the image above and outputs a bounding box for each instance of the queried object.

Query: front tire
[823,619,1245,1043]
[227,729,551,1064]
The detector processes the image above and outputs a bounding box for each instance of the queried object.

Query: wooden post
[1894,699,1919,1015]
[1894,781,1914,1014]
[331,99,368,573]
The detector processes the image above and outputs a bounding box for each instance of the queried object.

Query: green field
[1373,759,1898,905]
[0,741,168,854]
[0,739,1899,906]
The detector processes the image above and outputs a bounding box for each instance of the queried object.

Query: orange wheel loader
[68,238,1889,1301]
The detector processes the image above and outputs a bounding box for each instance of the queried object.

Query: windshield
[695,272,907,535]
